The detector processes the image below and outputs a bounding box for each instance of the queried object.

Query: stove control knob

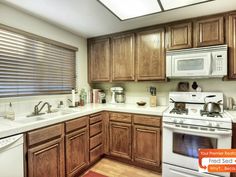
[208,122,212,127]
[179,120,184,124]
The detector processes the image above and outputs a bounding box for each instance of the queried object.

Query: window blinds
[0,25,77,97]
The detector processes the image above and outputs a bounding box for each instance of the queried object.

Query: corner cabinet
[111,33,135,81]
[194,16,224,47]
[88,38,110,82]
[227,13,236,79]
[27,124,65,177]
[136,28,165,81]
[166,22,192,50]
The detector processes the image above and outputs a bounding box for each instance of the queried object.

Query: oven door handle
[163,124,232,136]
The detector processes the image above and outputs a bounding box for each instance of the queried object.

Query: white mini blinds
[0,25,77,97]
[98,0,213,20]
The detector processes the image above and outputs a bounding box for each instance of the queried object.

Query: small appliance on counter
[110,87,125,103]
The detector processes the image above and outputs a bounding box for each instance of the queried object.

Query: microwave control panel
[212,51,227,76]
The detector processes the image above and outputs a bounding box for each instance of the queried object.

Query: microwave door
[172,53,211,77]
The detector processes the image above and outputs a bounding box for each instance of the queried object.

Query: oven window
[177,59,204,71]
[173,133,217,158]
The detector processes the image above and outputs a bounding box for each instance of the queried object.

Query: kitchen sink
[15,109,78,124]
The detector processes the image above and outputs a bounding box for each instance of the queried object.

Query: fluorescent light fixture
[99,0,162,20]
[160,0,211,10]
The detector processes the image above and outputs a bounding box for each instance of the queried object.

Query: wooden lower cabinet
[133,125,161,167]
[109,121,132,160]
[65,128,88,177]
[27,124,65,177]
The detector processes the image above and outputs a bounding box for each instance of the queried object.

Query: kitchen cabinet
[65,117,89,177]
[136,28,165,81]
[89,113,104,163]
[194,16,224,47]
[88,38,110,82]
[103,111,110,155]
[166,22,192,50]
[133,115,161,167]
[27,124,65,177]
[227,13,236,79]
[109,113,132,160]
[111,33,135,81]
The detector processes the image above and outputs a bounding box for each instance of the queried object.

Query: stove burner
[200,110,223,118]
[170,108,188,115]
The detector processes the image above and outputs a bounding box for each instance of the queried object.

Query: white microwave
[166,45,227,78]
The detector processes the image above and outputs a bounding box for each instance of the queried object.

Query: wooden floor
[83,158,162,177]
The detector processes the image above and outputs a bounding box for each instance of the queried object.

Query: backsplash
[93,78,236,107]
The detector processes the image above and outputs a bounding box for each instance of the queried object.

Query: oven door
[162,122,231,177]
[171,53,211,77]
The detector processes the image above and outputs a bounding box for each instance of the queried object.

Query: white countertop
[0,103,167,139]
[226,110,236,123]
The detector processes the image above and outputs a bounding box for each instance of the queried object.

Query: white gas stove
[162,92,232,177]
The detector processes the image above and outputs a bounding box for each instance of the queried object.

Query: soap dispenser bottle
[5,102,15,120]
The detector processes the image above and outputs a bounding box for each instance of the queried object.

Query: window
[0,24,77,97]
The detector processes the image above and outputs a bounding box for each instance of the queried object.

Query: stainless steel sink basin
[15,109,77,124]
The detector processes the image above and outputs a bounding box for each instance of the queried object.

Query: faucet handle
[47,104,52,113]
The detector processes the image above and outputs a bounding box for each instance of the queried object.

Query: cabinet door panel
[112,33,135,81]
[167,22,192,50]
[88,38,110,82]
[28,138,64,177]
[109,121,132,160]
[66,128,88,177]
[194,16,224,47]
[133,125,161,167]
[228,14,236,79]
[136,28,165,80]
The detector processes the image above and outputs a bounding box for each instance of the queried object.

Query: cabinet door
[133,125,161,167]
[228,14,236,79]
[194,16,224,47]
[167,22,192,50]
[111,33,135,81]
[65,128,88,177]
[88,38,110,82]
[136,28,165,80]
[109,121,132,160]
[28,138,64,177]
[103,112,110,155]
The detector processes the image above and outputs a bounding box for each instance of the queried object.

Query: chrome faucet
[38,102,52,114]
[34,101,42,115]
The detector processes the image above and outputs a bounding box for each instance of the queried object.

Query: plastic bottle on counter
[5,102,15,120]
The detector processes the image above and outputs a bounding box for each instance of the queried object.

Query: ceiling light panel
[160,0,211,10]
[99,0,162,20]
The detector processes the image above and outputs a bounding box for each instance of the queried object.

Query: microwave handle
[208,53,212,75]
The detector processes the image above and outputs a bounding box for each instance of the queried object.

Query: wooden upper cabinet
[136,28,165,80]
[194,16,224,47]
[111,33,135,81]
[88,38,110,82]
[227,13,236,79]
[166,22,192,50]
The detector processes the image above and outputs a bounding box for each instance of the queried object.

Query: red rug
[83,171,108,177]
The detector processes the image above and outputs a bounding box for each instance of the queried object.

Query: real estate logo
[199,149,236,173]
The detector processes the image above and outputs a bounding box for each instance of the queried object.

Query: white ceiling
[1,0,236,38]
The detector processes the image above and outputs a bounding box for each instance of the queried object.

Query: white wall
[0,3,89,115]
[94,79,236,107]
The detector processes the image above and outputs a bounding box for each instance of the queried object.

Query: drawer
[90,133,102,150]
[133,115,161,127]
[90,113,102,124]
[90,121,102,137]
[27,124,64,146]
[110,113,132,123]
[90,144,103,162]
[65,116,88,133]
